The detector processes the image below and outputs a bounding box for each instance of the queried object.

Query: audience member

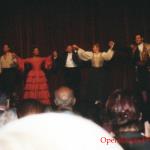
[0,92,17,127]
[106,89,150,150]
[17,99,45,118]
[0,113,123,150]
[54,86,76,112]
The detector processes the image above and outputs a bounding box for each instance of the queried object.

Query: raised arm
[16,54,31,72]
[73,45,93,61]
[101,41,115,61]
[11,52,18,65]
[44,55,53,69]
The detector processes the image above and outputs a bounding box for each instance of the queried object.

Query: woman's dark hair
[2,43,13,50]
[106,89,141,127]
[93,43,100,48]
[32,47,39,50]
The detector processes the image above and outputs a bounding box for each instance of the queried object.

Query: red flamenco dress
[18,57,52,105]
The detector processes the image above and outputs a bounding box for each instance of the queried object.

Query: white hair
[0,113,123,150]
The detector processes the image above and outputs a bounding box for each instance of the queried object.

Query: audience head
[32,47,40,56]
[135,33,144,45]
[17,99,45,118]
[54,86,76,111]
[0,92,9,112]
[3,44,11,53]
[66,45,73,53]
[92,43,101,53]
[0,113,123,150]
[106,89,142,132]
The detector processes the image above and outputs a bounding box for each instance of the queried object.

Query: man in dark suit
[131,34,150,103]
[61,45,81,99]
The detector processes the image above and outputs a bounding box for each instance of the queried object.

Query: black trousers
[64,67,81,98]
[136,67,148,91]
[86,67,106,103]
[0,68,17,95]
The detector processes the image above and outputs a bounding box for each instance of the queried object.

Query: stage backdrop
[0,0,149,95]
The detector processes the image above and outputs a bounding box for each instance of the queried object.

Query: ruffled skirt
[23,70,51,105]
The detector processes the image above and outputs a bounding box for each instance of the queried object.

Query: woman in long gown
[17,48,52,105]
[73,41,115,104]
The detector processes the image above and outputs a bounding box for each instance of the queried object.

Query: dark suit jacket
[132,43,150,67]
[131,44,150,90]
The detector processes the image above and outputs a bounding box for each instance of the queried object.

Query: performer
[51,50,60,74]
[17,47,52,105]
[61,45,81,98]
[48,50,62,97]
[0,44,17,96]
[131,34,150,102]
[73,41,115,104]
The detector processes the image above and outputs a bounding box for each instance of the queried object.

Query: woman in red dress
[18,48,52,105]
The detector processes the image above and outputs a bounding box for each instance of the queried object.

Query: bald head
[54,86,76,111]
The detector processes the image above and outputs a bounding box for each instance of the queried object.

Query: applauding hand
[108,41,115,49]
[72,44,79,50]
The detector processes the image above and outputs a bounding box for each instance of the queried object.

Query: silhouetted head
[3,44,11,53]
[92,43,101,53]
[17,99,45,118]
[66,45,73,53]
[106,89,142,131]
[33,47,40,56]
[135,34,144,45]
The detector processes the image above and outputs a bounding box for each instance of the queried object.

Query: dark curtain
[0,0,150,96]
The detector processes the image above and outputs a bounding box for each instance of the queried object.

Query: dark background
[0,0,150,55]
[0,0,150,95]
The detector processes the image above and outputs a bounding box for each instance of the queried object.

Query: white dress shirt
[0,52,17,69]
[78,48,114,68]
[138,43,144,60]
[138,43,144,53]
[65,53,77,68]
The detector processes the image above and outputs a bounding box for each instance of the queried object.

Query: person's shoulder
[144,43,150,48]
[61,52,67,58]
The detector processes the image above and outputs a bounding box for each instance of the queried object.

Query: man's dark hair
[135,33,144,38]
[17,99,45,118]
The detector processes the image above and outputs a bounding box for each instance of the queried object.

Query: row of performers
[0,41,115,105]
[0,33,150,105]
